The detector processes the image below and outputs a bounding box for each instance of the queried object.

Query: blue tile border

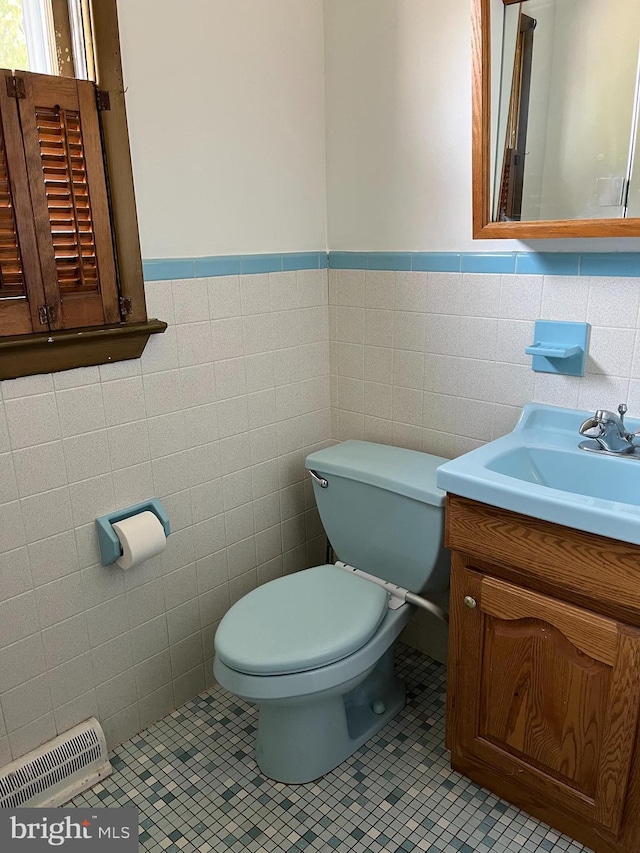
[143,252,325,281]
[282,252,324,271]
[240,253,283,274]
[328,251,640,277]
[328,252,368,269]
[143,258,196,281]
[515,252,581,276]
[142,250,640,281]
[368,252,412,271]
[579,253,640,277]
[194,256,241,277]
[460,253,516,274]
[412,253,461,272]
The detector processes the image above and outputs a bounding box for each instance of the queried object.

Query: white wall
[118,0,640,257]
[324,0,640,253]
[117,0,328,259]
[324,0,472,252]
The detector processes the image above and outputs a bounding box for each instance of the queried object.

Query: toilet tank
[305,440,450,594]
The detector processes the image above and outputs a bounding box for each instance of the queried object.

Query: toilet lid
[214,565,389,676]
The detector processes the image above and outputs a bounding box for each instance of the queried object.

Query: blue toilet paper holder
[95,499,171,566]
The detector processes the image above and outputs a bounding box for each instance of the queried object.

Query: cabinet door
[448,557,640,843]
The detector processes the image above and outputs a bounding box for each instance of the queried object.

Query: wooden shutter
[16,71,120,330]
[0,73,48,335]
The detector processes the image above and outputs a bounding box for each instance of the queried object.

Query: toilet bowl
[213,440,449,784]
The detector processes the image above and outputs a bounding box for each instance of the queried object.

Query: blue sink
[436,403,640,546]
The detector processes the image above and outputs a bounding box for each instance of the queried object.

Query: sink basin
[436,403,640,546]
[485,445,640,503]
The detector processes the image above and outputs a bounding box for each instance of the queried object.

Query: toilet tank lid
[305,440,447,507]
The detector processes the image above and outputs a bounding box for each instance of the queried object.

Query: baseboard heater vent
[0,718,112,808]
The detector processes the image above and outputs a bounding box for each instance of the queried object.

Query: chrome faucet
[579,403,638,455]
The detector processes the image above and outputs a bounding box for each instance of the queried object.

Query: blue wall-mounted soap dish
[525,320,590,376]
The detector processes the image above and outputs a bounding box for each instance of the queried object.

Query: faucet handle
[618,403,640,437]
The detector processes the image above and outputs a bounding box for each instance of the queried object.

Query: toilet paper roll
[112,511,167,570]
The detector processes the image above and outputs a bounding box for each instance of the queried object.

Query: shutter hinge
[37,305,57,325]
[96,89,111,111]
[119,296,133,316]
[5,75,26,99]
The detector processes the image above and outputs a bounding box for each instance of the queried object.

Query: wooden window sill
[0,319,167,380]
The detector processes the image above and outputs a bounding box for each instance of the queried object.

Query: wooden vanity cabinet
[445,495,640,853]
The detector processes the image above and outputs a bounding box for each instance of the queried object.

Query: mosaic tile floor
[68,645,592,853]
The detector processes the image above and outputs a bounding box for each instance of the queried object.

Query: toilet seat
[215,564,389,676]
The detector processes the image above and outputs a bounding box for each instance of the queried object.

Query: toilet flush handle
[308,470,328,488]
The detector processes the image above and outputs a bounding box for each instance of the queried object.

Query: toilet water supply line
[334,561,449,625]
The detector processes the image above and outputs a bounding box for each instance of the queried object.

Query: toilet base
[254,647,405,784]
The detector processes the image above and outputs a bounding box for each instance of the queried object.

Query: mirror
[473,0,640,238]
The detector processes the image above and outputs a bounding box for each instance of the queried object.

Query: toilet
[213,440,450,784]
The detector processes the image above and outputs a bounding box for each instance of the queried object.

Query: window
[0,0,166,380]
[0,0,92,79]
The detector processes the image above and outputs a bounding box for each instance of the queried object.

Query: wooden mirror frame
[472,0,640,239]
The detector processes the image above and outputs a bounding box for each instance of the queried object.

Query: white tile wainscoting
[0,269,330,765]
[1,265,638,766]
[328,268,640,659]
[329,269,640,454]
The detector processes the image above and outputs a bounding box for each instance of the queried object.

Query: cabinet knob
[463,595,477,609]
